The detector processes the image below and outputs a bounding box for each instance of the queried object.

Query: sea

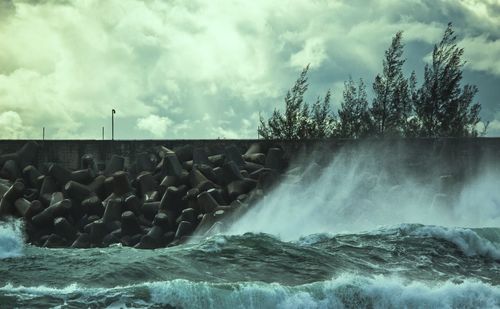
[1,147,499,308]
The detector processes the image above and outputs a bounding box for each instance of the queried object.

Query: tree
[258,65,310,139]
[337,77,371,138]
[370,31,412,136]
[309,90,336,138]
[415,23,481,137]
[258,65,335,139]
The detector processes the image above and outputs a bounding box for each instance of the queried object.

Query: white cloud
[0,111,28,139]
[136,115,173,138]
[461,36,500,76]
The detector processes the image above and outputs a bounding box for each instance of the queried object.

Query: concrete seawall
[0,138,499,173]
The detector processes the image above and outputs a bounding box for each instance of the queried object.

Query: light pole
[111,109,116,140]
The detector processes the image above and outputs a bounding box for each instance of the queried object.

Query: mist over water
[228,143,500,240]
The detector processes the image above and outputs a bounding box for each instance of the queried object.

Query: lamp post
[111,109,116,140]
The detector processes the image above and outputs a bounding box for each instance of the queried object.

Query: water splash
[0,219,25,259]
[228,144,500,240]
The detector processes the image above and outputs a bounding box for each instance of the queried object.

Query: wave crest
[2,275,499,309]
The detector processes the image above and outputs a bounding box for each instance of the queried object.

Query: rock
[193,148,211,166]
[32,199,72,228]
[49,192,64,207]
[81,154,97,172]
[207,188,227,205]
[39,176,58,204]
[82,196,104,217]
[227,178,257,201]
[112,171,132,196]
[265,148,285,171]
[71,233,91,248]
[24,200,43,221]
[87,175,106,199]
[124,194,141,215]
[71,169,95,185]
[243,161,264,173]
[71,233,90,249]
[208,154,225,167]
[221,161,243,184]
[121,211,142,236]
[104,155,125,176]
[224,144,245,167]
[134,152,156,173]
[14,198,32,217]
[54,217,77,242]
[43,234,67,248]
[121,234,141,247]
[180,208,196,224]
[48,164,72,188]
[153,212,171,231]
[16,141,39,168]
[89,220,107,245]
[141,201,160,221]
[161,153,184,177]
[64,181,92,203]
[137,225,165,249]
[197,191,219,214]
[175,221,193,239]
[243,153,266,165]
[0,181,25,217]
[137,172,157,202]
[1,159,20,181]
[174,144,194,163]
[159,186,185,215]
[102,198,122,224]
[103,229,122,246]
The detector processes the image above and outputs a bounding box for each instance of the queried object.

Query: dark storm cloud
[0,0,498,138]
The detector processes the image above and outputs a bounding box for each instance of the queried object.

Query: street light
[112,109,116,140]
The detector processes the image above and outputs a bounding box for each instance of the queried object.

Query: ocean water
[1,147,500,308]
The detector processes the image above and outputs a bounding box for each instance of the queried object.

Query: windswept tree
[309,90,336,138]
[258,65,335,139]
[415,23,480,137]
[258,65,310,139]
[337,77,371,138]
[370,31,412,136]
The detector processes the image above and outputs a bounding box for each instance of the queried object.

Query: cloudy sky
[0,0,499,139]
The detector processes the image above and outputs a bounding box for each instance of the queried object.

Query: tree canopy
[258,23,482,139]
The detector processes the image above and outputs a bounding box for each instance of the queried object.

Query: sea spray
[227,144,500,239]
[0,219,24,259]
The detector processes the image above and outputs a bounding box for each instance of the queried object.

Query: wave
[1,275,499,309]
[403,224,500,260]
[295,224,500,261]
[0,219,24,259]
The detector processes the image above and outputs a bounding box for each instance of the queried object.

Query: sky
[0,0,499,139]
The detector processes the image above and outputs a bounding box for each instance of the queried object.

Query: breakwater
[0,138,500,249]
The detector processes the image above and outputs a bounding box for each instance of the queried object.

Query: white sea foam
[4,275,498,309]
[0,219,24,259]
